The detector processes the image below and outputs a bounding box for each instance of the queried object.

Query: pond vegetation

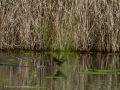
[0,0,120,90]
[0,52,120,90]
[0,0,120,53]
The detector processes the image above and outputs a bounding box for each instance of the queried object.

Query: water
[0,52,120,90]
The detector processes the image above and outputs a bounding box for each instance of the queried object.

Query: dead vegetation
[0,0,120,52]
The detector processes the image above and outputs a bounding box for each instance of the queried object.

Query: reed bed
[0,0,120,52]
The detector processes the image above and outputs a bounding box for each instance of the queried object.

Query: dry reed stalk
[0,0,120,52]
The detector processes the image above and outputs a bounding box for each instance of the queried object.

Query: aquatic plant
[0,0,119,52]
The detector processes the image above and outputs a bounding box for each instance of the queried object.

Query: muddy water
[0,52,120,90]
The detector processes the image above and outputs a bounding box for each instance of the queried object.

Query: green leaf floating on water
[29,72,38,74]
[77,69,117,74]
[23,60,27,62]
[8,59,15,62]
[106,53,119,55]
[77,71,107,74]
[96,70,115,72]
[116,72,120,74]
[22,86,47,89]
[0,79,6,82]
[0,79,10,82]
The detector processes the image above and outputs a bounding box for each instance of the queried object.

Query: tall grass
[0,0,120,52]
